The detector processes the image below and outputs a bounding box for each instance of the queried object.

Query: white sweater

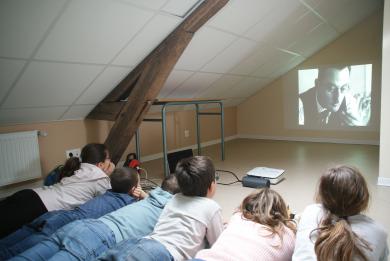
[292,204,389,261]
[33,163,110,211]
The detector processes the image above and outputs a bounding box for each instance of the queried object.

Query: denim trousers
[11,219,115,261]
[0,210,77,260]
[98,238,173,261]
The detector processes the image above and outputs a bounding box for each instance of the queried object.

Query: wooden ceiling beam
[87,0,228,164]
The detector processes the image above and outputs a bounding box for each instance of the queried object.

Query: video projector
[242,175,270,188]
[242,167,285,188]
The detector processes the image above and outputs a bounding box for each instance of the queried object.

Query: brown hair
[175,156,215,197]
[110,167,139,194]
[161,174,181,195]
[313,165,371,261]
[58,143,109,181]
[240,188,296,244]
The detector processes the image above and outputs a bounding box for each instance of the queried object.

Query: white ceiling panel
[198,74,244,98]
[267,55,305,79]
[158,70,194,98]
[61,104,95,120]
[223,77,267,98]
[76,66,131,105]
[174,27,236,71]
[289,23,338,57]
[3,62,103,108]
[235,82,268,98]
[229,43,274,76]
[113,14,181,66]
[162,0,200,17]
[270,11,322,49]
[207,0,280,35]
[121,0,168,10]
[252,9,322,49]
[166,72,221,98]
[0,107,68,125]
[201,38,258,73]
[324,0,381,33]
[0,0,382,125]
[244,0,306,42]
[300,0,321,9]
[0,0,67,59]
[0,59,26,103]
[251,50,299,78]
[35,0,154,64]
[302,0,381,33]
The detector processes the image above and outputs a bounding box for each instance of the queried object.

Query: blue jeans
[0,210,76,259]
[98,238,173,261]
[12,219,115,261]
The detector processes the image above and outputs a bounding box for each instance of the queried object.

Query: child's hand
[103,162,115,175]
[133,186,147,199]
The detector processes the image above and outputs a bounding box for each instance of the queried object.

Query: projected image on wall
[298,64,372,127]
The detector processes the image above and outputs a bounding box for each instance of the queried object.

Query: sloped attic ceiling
[0,0,383,125]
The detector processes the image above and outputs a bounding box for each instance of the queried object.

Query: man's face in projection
[316,67,350,112]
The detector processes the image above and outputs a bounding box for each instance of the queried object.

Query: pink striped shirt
[195,212,295,261]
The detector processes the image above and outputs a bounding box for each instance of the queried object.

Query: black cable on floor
[216,169,242,186]
[140,177,159,191]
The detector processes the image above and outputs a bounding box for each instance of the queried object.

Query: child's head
[313,165,371,261]
[161,174,181,195]
[240,188,295,235]
[59,143,110,179]
[81,143,111,168]
[317,165,369,216]
[175,156,215,197]
[110,167,139,194]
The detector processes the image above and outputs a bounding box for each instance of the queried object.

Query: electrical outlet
[65,148,81,159]
[184,129,190,138]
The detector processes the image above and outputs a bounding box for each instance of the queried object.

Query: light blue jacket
[99,187,172,242]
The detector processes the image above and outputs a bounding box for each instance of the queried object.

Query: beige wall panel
[238,11,382,142]
[0,107,236,185]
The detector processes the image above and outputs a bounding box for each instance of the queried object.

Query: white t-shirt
[34,163,110,211]
[148,193,224,261]
[293,204,389,261]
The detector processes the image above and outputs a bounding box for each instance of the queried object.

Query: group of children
[0,143,388,261]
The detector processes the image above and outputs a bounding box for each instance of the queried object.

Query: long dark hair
[312,165,371,261]
[59,143,108,180]
[240,188,296,244]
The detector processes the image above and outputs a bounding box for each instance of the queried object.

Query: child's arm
[206,210,224,246]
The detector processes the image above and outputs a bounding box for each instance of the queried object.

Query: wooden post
[87,0,229,164]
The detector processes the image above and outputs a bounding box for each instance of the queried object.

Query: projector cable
[216,169,242,186]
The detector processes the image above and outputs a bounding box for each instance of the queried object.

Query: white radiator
[0,131,42,186]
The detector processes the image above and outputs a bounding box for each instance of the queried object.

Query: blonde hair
[313,165,371,261]
[239,188,296,243]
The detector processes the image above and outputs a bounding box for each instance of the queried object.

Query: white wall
[379,0,390,186]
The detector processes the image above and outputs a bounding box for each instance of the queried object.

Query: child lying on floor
[194,188,296,261]
[10,174,179,261]
[99,156,224,261]
[1,167,144,260]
